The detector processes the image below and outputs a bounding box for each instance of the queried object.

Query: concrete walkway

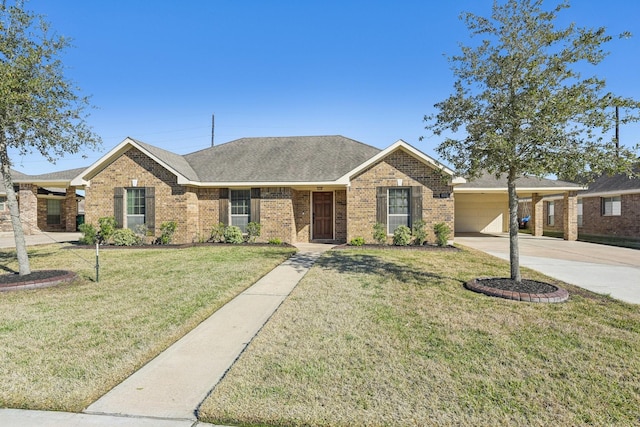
[0,242,333,426]
[0,231,81,248]
[455,233,640,304]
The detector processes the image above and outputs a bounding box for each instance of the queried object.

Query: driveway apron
[455,233,640,304]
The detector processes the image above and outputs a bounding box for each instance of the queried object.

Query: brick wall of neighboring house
[18,184,38,234]
[346,149,454,244]
[85,147,191,243]
[579,193,640,240]
[0,197,11,232]
[36,189,79,232]
[542,199,564,233]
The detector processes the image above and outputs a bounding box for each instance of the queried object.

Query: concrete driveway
[455,233,640,305]
[0,232,81,249]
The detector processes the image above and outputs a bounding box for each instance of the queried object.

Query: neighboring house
[0,168,85,234]
[525,171,640,242]
[455,173,585,240]
[70,136,464,245]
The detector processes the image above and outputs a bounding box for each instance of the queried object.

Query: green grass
[0,243,295,412]
[199,247,640,427]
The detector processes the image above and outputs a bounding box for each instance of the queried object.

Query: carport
[453,174,585,240]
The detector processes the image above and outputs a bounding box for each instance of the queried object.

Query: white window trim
[387,187,410,235]
[230,188,251,233]
[602,196,621,217]
[547,201,555,226]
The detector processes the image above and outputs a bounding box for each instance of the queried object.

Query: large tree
[0,0,101,275]
[424,0,639,282]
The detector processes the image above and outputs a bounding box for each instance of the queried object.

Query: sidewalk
[0,243,333,426]
[0,231,81,248]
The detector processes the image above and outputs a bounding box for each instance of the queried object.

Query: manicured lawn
[200,247,640,427]
[0,244,295,412]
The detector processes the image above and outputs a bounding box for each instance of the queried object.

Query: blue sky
[12,0,640,174]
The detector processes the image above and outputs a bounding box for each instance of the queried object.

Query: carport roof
[455,173,585,195]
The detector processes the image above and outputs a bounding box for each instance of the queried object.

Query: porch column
[64,187,78,232]
[563,191,578,241]
[18,184,38,235]
[530,193,543,237]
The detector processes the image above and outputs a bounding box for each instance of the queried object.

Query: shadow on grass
[0,249,61,274]
[317,251,460,287]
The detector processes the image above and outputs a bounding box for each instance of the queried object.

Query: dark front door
[313,192,333,240]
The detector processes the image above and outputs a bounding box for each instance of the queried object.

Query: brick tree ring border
[0,270,77,292]
[465,277,569,303]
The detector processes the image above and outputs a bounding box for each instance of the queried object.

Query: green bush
[268,237,283,245]
[112,228,141,246]
[158,221,177,245]
[78,223,97,245]
[392,225,411,246]
[246,222,262,243]
[210,222,226,243]
[434,222,452,247]
[223,226,244,244]
[97,216,117,244]
[412,219,428,245]
[349,236,365,246]
[373,222,387,245]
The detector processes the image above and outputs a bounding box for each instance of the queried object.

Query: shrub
[158,221,178,245]
[134,224,150,245]
[268,237,283,245]
[223,226,244,244]
[434,222,452,247]
[246,222,262,243]
[112,228,141,246]
[97,216,117,244]
[78,223,97,245]
[393,225,411,246]
[412,219,428,246]
[210,222,226,243]
[373,222,387,245]
[349,236,365,246]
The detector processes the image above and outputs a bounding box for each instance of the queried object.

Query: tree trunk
[507,170,521,282]
[0,141,31,275]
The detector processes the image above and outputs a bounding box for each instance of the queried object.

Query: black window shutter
[411,186,423,228]
[250,188,260,223]
[145,187,155,233]
[376,187,387,226]
[219,188,229,225]
[113,187,124,228]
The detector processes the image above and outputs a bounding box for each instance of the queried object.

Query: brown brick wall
[85,147,191,242]
[543,199,564,233]
[18,184,38,234]
[346,150,454,244]
[259,187,295,243]
[335,190,347,242]
[579,193,640,240]
[293,190,311,243]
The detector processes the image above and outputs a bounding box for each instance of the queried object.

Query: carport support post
[563,191,578,241]
[531,193,543,237]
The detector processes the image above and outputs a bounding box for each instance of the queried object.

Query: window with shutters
[230,189,251,232]
[388,188,410,234]
[127,188,146,230]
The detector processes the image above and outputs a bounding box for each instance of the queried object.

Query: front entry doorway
[312,192,333,240]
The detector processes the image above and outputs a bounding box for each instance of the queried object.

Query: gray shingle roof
[130,138,200,181]
[581,171,640,194]
[183,135,381,182]
[458,173,582,189]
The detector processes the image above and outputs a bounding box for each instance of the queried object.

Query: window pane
[47,199,61,225]
[388,215,409,234]
[388,188,409,215]
[127,188,146,230]
[231,190,251,232]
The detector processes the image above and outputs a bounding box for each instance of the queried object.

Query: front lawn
[199,247,640,426]
[0,244,295,412]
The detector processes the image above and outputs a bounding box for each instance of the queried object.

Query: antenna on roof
[211,113,215,147]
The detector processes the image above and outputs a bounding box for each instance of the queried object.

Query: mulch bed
[0,270,77,292]
[466,277,569,303]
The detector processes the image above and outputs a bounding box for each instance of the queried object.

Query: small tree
[433,222,451,247]
[246,221,261,243]
[0,1,101,274]
[372,222,387,245]
[424,0,639,282]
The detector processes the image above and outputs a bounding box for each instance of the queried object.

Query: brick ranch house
[0,168,85,234]
[521,170,640,243]
[6,135,585,244]
[66,136,464,245]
